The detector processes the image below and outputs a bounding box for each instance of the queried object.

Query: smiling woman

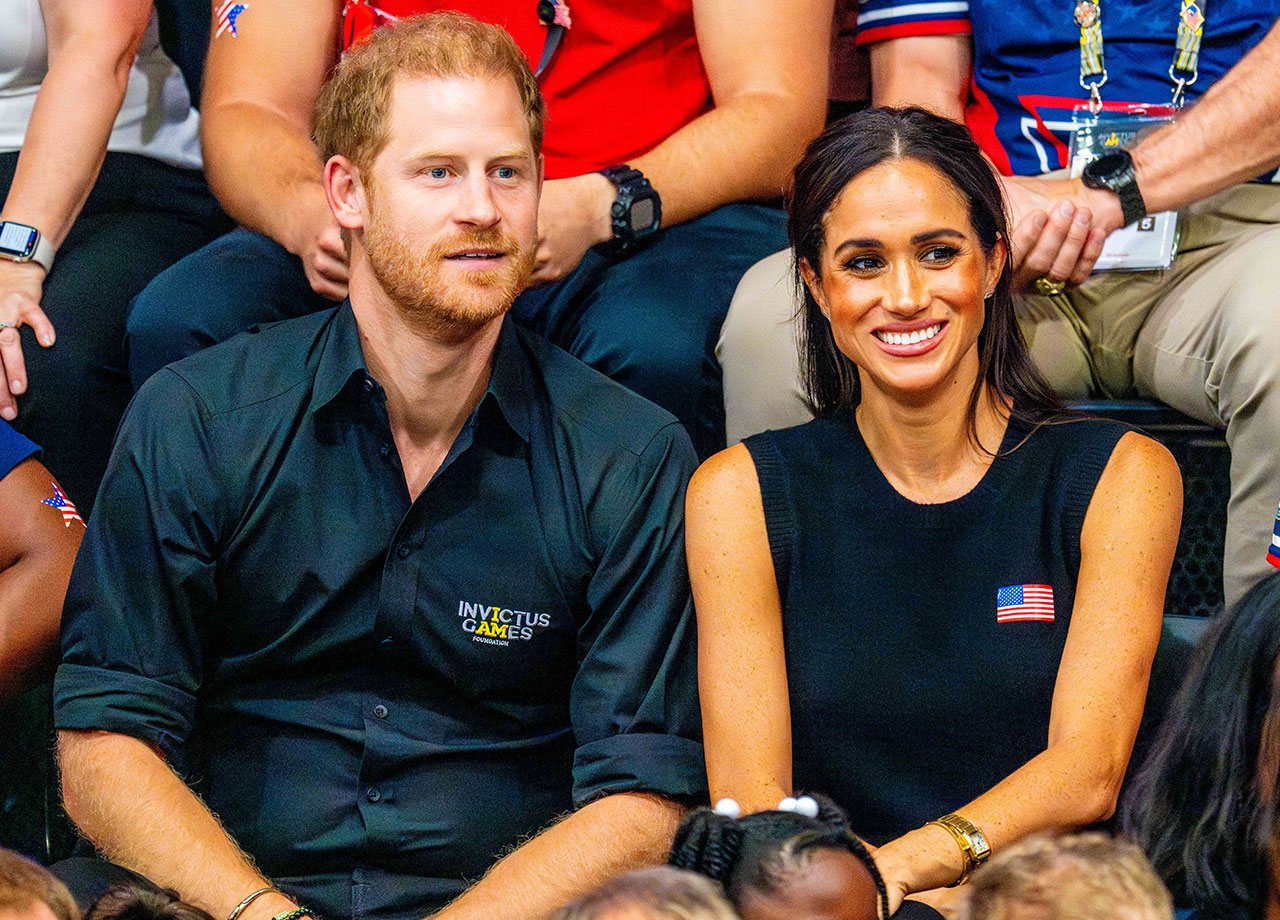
[686,107,1184,916]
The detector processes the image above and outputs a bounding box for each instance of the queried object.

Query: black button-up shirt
[55,305,705,920]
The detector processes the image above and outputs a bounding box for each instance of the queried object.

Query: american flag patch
[996,584,1054,622]
[215,0,249,37]
[1267,504,1280,568]
[41,482,83,527]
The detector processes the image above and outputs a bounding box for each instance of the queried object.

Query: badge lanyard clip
[1075,1,1106,114]
[535,0,572,79]
[1075,0,1206,111]
[1170,0,1204,108]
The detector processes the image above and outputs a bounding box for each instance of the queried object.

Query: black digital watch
[595,165,662,254]
[1081,150,1147,228]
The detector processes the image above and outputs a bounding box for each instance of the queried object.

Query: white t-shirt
[0,0,202,169]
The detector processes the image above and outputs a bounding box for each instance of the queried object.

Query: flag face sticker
[41,482,83,527]
[215,0,249,37]
[996,584,1055,622]
[1268,504,1280,568]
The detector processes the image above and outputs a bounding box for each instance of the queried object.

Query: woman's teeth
[875,323,942,346]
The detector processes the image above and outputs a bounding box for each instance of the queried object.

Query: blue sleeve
[855,0,973,45]
[570,422,708,806]
[0,420,39,480]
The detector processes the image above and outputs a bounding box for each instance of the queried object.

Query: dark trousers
[126,203,788,458]
[0,151,230,516]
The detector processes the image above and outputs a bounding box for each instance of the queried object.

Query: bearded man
[51,15,704,920]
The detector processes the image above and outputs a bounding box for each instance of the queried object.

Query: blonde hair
[959,833,1173,920]
[555,868,740,920]
[0,849,79,920]
[313,12,545,173]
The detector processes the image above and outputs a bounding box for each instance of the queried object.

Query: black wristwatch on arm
[595,165,662,254]
[1081,149,1147,228]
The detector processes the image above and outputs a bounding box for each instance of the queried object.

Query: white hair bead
[713,798,741,819]
[794,795,820,818]
[778,796,799,812]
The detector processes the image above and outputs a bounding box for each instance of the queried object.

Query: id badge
[1069,105,1179,272]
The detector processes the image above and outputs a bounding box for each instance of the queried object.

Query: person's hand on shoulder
[0,260,56,420]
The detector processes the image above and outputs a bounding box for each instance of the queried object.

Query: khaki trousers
[718,182,1280,608]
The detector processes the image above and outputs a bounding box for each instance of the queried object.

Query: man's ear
[324,155,366,231]
[799,257,830,318]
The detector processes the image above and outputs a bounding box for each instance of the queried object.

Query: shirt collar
[311,302,532,445]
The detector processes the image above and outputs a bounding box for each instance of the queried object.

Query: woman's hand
[0,259,56,420]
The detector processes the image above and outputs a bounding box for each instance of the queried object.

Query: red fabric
[341,1,713,179]
[853,18,971,47]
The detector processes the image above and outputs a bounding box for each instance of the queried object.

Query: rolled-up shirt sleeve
[54,368,224,761]
[854,0,973,46]
[570,422,707,806]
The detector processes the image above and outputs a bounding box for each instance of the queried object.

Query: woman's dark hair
[1121,571,1280,919]
[788,106,1064,437]
[669,794,888,919]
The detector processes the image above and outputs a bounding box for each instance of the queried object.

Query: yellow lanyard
[1075,0,1206,111]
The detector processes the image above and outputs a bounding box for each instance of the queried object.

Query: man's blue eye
[495,167,515,179]
[428,167,448,179]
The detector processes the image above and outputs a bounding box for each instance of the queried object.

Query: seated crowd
[0,2,1279,920]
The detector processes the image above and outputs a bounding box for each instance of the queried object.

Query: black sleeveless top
[743,411,1127,843]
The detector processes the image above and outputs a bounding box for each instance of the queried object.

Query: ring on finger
[0,320,17,329]
[1032,277,1067,296]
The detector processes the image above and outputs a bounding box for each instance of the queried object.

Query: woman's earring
[984,290,994,300]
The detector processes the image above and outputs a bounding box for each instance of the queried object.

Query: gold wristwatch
[926,813,991,886]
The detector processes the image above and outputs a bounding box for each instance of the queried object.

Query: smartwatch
[0,221,54,271]
[1081,150,1147,228]
[595,165,661,253]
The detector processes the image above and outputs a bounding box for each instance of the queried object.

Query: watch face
[630,197,657,233]
[1087,151,1131,180]
[0,222,37,259]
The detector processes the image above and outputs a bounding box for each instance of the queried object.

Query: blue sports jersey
[0,420,37,481]
[856,0,1280,179]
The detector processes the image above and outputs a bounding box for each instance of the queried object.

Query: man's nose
[455,174,499,228]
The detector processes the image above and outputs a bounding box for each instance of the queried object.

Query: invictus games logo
[458,601,552,647]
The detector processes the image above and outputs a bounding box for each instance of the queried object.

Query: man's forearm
[199,103,331,253]
[58,730,301,920]
[629,91,825,228]
[430,792,685,920]
[1133,18,1280,212]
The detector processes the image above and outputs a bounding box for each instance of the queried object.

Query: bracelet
[271,910,312,920]
[925,813,991,886]
[227,888,278,920]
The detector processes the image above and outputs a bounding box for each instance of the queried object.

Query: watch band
[595,164,661,252]
[1112,177,1147,228]
[0,221,55,272]
[926,813,991,886]
[1082,152,1147,227]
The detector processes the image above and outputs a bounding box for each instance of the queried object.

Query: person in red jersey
[122,0,830,459]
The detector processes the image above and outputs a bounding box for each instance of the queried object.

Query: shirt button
[366,787,381,803]
[363,377,374,393]
[379,637,394,653]
[397,544,410,559]
[379,443,390,458]
[373,704,388,719]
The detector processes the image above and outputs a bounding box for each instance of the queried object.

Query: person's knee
[718,249,797,365]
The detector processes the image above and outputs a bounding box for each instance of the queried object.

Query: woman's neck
[855,376,1009,505]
